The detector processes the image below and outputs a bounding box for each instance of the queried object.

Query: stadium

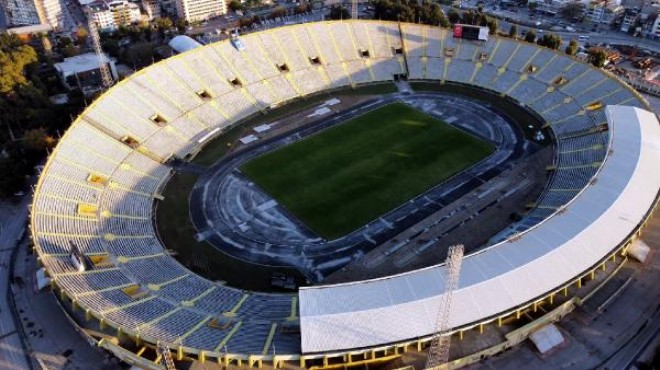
[30,20,660,369]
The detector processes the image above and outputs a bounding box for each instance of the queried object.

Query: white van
[578,35,589,41]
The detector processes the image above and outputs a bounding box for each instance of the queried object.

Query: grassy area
[240,102,494,240]
[191,82,397,166]
[156,173,306,291]
[409,82,551,145]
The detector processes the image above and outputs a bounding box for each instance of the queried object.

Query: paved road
[0,197,31,370]
[600,304,660,370]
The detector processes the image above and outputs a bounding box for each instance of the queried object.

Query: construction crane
[158,343,176,370]
[351,0,358,19]
[425,244,464,369]
[86,12,114,89]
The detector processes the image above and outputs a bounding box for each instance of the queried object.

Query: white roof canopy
[299,106,660,353]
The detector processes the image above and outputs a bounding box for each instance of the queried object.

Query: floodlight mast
[425,244,464,369]
[87,13,114,89]
[158,343,176,370]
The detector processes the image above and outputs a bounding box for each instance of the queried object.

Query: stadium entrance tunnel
[186,91,549,283]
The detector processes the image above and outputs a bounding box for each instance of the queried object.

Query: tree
[294,3,311,14]
[524,30,537,43]
[463,9,480,25]
[269,5,287,19]
[565,39,578,55]
[486,17,498,35]
[508,24,518,38]
[430,4,450,28]
[588,49,608,68]
[328,4,350,20]
[559,2,585,20]
[239,16,257,28]
[528,2,538,11]
[76,27,89,46]
[176,19,187,33]
[122,42,154,69]
[537,33,561,49]
[101,38,120,57]
[228,0,243,11]
[63,44,78,57]
[0,33,38,93]
[155,17,174,31]
[22,127,56,152]
[447,9,461,24]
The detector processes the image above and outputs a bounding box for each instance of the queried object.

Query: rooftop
[54,52,112,75]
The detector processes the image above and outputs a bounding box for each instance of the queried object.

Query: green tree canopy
[372,0,449,27]
[537,33,561,50]
[0,33,38,93]
[76,27,89,46]
[156,17,174,31]
[228,0,243,11]
[22,127,56,152]
[559,2,585,20]
[588,49,608,68]
[565,39,578,55]
[508,24,518,38]
[328,4,350,20]
[524,30,537,43]
[447,9,461,24]
[269,6,288,19]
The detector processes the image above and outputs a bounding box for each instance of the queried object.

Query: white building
[175,0,226,22]
[620,10,639,32]
[87,0,141,31]
[647,12,660,37]
[586,0,624,23]
[2,0,65,29]
[54,52,118,89]
[141,0,161,20]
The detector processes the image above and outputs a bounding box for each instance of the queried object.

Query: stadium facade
[30,20,660,368]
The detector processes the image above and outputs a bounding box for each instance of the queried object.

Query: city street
[0,197,31,370]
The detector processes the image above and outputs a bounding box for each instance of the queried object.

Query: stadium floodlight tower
[426,244,464,369]
[158,343,176,370]
[86,13,114,89]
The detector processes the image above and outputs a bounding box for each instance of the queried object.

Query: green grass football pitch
[239,103,495,240]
